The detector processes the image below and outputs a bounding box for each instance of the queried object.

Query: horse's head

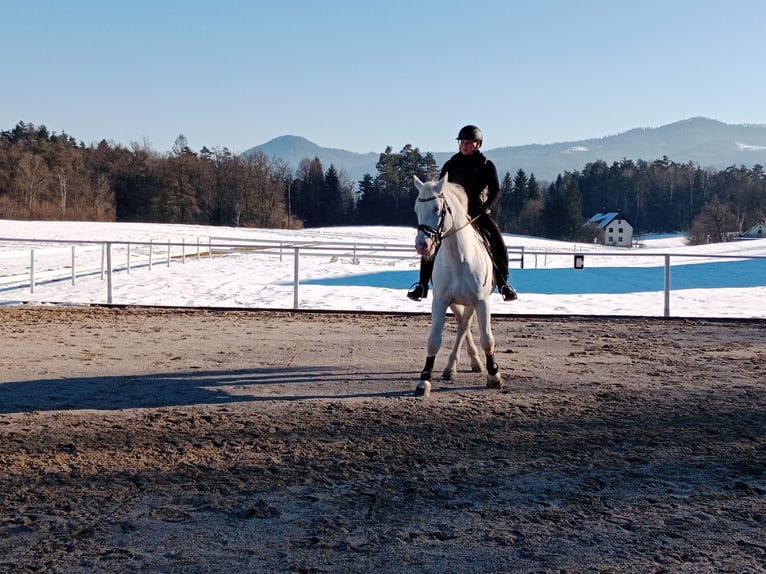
[413,174,448,259]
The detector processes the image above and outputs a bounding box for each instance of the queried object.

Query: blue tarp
[302,258,766,295]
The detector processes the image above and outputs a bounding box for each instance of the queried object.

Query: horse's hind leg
[442,305,481,380]
[485,352,501,388]
[464,328,483,373]
[475,300,502,389]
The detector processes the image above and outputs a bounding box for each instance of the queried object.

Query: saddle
[473,223,497,268]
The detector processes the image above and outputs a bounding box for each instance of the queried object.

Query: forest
[2,121,765,244]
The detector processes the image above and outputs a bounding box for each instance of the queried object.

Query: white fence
[1,236,764,317]
[0,236,522,308]
[0,236,405,306]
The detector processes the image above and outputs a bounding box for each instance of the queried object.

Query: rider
[407,124,518,302]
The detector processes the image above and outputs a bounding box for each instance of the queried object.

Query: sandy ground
[0,306,764,573]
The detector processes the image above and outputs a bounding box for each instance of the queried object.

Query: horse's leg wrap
[486,353,499,376]
[420,355,436,381]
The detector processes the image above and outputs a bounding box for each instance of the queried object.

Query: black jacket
[439,151,500,216]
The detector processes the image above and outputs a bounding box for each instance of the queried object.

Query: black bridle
[416,192,450,246]
[417,191,480,245]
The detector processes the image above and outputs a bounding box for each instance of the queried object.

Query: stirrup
[407,283,428,301]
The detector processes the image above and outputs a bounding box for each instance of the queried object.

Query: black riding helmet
[456,125,483,147]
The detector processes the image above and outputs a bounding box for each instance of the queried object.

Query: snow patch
[736,141,766,151]
[562,145,589,154]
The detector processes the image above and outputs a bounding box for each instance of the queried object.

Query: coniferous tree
[527,173,540,201]
[510,168,528,216]
[371,145,438,226]
[320,164,342,226]
[493,171,514,231]
[162,135,200,223]
[291,157,325,227]
[373,146,403,225]
[355,173,382,225]
[543,173,585,240]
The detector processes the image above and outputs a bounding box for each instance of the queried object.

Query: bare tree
[54,166,67,216]
[15,152,50,213]
[687,199,738,244]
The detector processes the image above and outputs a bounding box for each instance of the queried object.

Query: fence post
[293,246,300,309]
[71,245,76,285]
[30,248,35,293]
[127,242,131,274]
[106,241,113,304]
[663,254,671,318]
[167,239,171,267]
[101,243,106,280]
[149,239,153,271]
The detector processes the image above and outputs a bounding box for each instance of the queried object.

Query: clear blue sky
[3,0,765,154]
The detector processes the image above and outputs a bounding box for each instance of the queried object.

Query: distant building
[587,212,634,247]
[737,220,766,240]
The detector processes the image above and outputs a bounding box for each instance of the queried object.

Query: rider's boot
[499,283,518,302]
[495,270,518,302]
[407,283,428,301]
[407,258,434,301]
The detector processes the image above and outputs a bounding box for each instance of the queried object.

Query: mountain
[247,135,378,184]
[247,118,766,184]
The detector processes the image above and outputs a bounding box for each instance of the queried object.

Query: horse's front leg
[475,300,502,389]
[415,298,449,397]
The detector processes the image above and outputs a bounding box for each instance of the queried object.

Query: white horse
[413,174,502,396]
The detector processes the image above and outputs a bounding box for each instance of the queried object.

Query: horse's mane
[420,174,469,214]
[443,180,469,213]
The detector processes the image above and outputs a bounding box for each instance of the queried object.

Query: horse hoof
[441,369,454,381]
[486,376,503,390]
[414,380,432,397]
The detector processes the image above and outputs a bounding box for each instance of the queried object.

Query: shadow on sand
[0,366,482,414]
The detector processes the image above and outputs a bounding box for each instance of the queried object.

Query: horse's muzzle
[415,231,436,259]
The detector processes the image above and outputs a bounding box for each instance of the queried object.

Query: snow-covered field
[1,219,765,318]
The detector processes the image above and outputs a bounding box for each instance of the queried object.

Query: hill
[247,134,378,184]
[248,117,766,183]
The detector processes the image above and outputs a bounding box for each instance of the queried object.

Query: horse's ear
[413,175,424,192]
[434,172,448,192]
[441,172,449,184]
